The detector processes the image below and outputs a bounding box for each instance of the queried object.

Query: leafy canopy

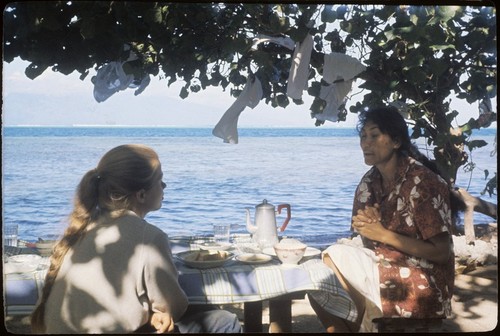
[3,2,497,185]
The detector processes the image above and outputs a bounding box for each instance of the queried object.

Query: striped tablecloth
[3,257,50,316]
[176,258,357,322]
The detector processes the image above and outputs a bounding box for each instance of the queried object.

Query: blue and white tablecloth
[176,258,356,321]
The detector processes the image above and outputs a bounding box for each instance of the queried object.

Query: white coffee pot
[245,199,291,249]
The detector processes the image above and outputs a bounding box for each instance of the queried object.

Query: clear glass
[213,223,230,243]
[4,225,18,247]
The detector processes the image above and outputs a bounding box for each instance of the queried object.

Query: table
[3,242,358,332]
[175,258,356,332]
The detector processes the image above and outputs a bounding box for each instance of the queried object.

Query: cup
[213,223,230,243]
[4,225,18,247]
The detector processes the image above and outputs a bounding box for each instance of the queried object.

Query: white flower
[397,197,405,211]
[399,267,411,278]
[358,182,371,203]
[380,259,392,268]
[409,186,420,208]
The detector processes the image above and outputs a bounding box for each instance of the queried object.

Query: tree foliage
[3,2,497,189]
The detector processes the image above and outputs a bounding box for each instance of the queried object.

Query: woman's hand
[352,204,387,241]
[150,312,175,333]
[352,204,452,264]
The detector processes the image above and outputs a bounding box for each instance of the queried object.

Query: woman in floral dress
[309,107,460,332]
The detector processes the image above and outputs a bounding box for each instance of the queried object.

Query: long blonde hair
[31,144,161,332]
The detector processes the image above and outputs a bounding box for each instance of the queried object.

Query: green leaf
[276,94,289,108]
[321,5,337,22]
[428,58,450,76]
[402,49,425,70]
[179,86,189,99]
[436,6,458,22]
[404,67,427,83]
[25,63,48,79]
[467,139,488,151]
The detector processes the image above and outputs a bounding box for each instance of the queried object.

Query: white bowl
[273,239,307,265]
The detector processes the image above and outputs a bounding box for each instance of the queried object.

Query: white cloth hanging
[92,47,151,102]
[252,34,295,51]
[286,34,313,100]
[314,52,366,122]
[315,80,354,122]
[212,77,263,144]
[323,52,366,84]
[131,75,151,96]
[93,62,135,102]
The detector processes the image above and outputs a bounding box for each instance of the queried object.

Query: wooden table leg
[269,299,292,333]
[244,301,263,332]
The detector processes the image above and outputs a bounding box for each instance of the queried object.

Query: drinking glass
[4,225,18,247]
[213,223,230,243]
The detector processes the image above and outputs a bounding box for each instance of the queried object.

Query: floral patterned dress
[352,156,455,319]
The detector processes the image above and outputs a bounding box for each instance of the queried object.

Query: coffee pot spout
[245,208,258,234]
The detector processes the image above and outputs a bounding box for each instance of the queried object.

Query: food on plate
[183,250,230,262]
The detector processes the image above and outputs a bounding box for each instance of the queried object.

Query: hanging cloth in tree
[212,77,263,144]
[323,52,366,84]
[315,52,366,122]
[92,45,151,103]
[92,62,151,103]
[92,62,134,102]
[286,34,313,100]
[252,34,295,51]
[316,80,354,122]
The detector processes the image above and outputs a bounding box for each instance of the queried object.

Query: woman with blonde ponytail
[31,144,241,333]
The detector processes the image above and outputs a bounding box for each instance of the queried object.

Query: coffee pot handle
[277,204,291,232]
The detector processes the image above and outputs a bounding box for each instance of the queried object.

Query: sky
[2,59,357,128]
[2,58,496,128]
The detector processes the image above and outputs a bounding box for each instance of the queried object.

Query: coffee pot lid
[256,199,274,209]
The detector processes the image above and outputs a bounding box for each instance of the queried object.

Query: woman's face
[360,121,400,167]
[143,165,166,213]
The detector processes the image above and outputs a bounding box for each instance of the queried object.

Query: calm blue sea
[2,127,497,249]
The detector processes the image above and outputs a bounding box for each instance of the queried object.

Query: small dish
[262,246,321,258]
[176,250,233,269]
[274,240,307,265]
[236,253,272,264]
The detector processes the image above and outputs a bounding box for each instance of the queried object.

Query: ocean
[2,127,497,249]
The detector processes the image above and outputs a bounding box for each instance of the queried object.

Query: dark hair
[357,106,440,174]
[357,106,465,222]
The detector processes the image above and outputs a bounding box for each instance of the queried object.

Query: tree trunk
[451,188,498,244]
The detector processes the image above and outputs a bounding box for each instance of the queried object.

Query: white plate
[4,262,39,274]
[236,253,272,264]
[176,250,233,269]
[262,247,322,258]
[8,254,42,263]
[199,242,233,251]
